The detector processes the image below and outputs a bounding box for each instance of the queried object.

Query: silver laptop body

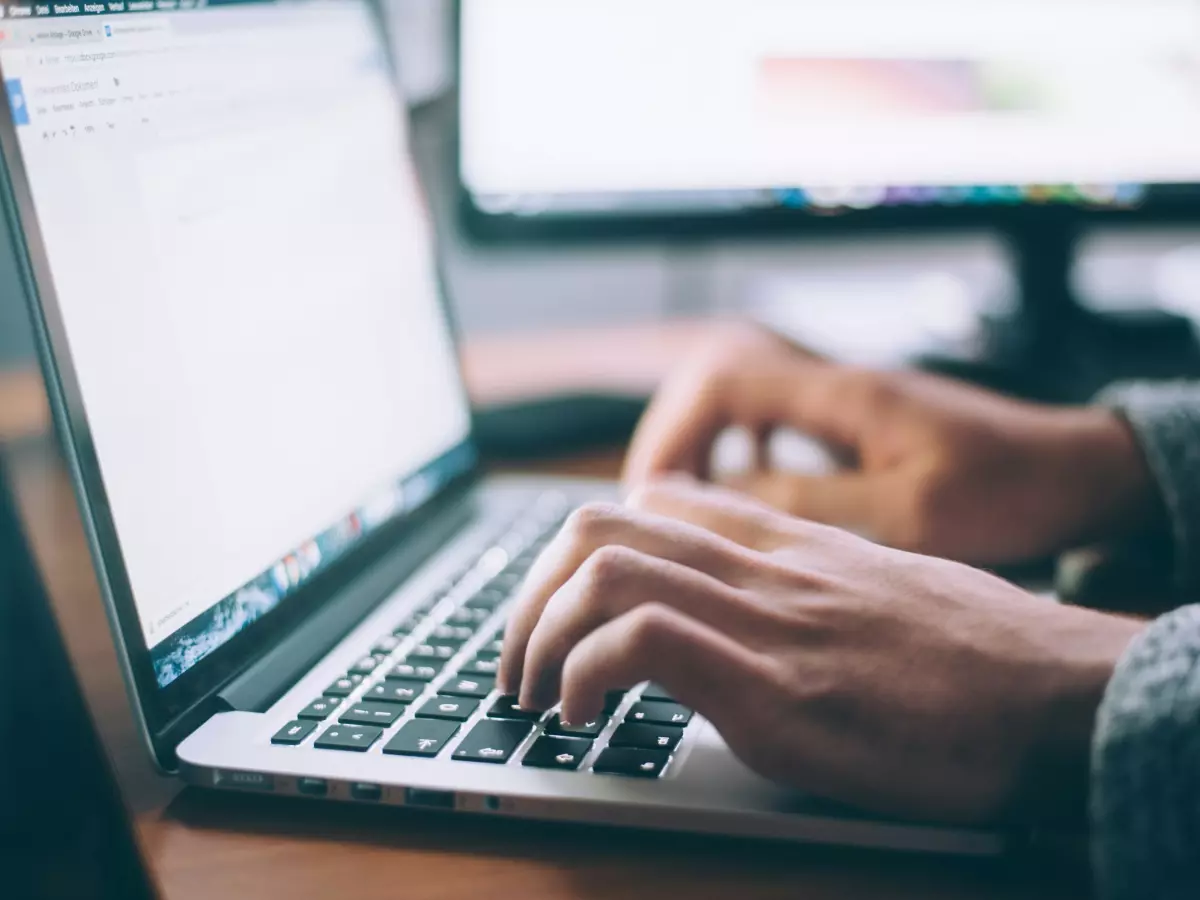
[0,0,1000,856]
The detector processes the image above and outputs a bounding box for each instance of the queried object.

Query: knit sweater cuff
[1091,605,1200,900]
[1097,382,1200,593]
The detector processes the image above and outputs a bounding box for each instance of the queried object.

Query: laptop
[0,458,159,900]
[0,0,999,855]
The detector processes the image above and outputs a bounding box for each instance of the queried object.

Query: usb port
[296,778,327,797]
[351,782,383,802]
[404,788,455,809]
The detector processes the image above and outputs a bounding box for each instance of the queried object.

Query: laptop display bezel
[0,0,484,769]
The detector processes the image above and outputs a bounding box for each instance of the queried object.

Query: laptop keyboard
[269,493,695,780]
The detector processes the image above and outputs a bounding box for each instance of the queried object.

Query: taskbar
[148,441,478,689]
[471,181,1154,219]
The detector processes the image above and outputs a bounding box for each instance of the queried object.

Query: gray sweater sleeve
[1089,382,1200,899]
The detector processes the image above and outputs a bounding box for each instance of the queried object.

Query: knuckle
[622,603,677,655]
[578,544,641,594]
[563,502,626,543]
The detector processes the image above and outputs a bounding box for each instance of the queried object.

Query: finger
[626,475,796,552]
[498,502,761,695]
[558,602,765,734]
[518,546,755,711]
[621,361,735,485]
[722,471,888,540]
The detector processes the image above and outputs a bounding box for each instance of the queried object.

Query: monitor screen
[460,0,1200,218]
[0,0,474,688]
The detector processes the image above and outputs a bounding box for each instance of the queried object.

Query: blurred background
[8,0,1200,443]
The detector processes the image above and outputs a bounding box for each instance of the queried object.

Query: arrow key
[383,719,461,758]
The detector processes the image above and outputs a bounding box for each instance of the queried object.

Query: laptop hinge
[216,491,478,714]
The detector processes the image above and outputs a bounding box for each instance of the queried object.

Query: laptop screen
[0,0,474,688]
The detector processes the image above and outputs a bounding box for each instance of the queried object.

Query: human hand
[623,323,1160,567]
[499,479,1143,825]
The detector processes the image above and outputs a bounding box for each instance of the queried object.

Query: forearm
[1091,604,1200,900]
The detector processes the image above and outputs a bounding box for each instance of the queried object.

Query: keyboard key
[314,724,382,752]
[371,635,402,655]
[603,690,629,715]
[447,607,490,626]
[298,698,341,721]
[382,719,460,758]
[388,661,442,682]
[609,723,684,752]
[452,720,533,764]
[545,713,607,738]
[459,657,499,677]
[640,683,675,702]
[416,695,480,722]
[480,639,504,656]
[472,648,501,663]
[271,720,317,745]
[465,589,505,611]
[424,635,468,650]
[393,614,424,636]
[430,624,474,642]
[592,747,670,778]
[348,654,386,676]
[487,695,543,721]
[626,701,693,727]
[364,680,423,705]
[323,675,363,698]
[441,675,495,699]
[410,644,458,661]
[339,702,403,727]
[522,736,591,771]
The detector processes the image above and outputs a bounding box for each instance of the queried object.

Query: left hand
[498,478,1143,825]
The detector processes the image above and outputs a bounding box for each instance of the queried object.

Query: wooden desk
[0,337,1091,900]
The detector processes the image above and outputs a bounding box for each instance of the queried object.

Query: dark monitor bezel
[0,0,483,770]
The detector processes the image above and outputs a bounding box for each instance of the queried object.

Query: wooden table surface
[0,330,1092,899]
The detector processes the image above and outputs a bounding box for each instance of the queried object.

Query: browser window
[1,0,474,686]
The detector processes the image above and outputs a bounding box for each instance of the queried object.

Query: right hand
[622,323,1160,567]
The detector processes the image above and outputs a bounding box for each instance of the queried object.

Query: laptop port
[404,788,455,810]
[296,777,328,797]
[351,782,383,802]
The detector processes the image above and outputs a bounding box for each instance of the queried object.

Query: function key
[626,701,692,727]
[452,720,533,764]
[314,724,383,752]
[441,676,495,699]
[388,661,442,682]
[323,675,363,698]
[271,720,317,745]
[371,634,402,655]
[459,657,499,677]
[339,702,403,727]
[416,695,480,722]
[545,713,607,738]
[640,683,675,703]
[365,680,423,705]
[592,747,670,778]
[348,654,386,676]
[298,698,341,721]
[382,719,460,758]
[487,695,543,722]
[609,723,684,752]
[522,736,591,771]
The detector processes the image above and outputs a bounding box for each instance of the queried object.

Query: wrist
[1011,611,1144,827]
[1047,407,1165,548]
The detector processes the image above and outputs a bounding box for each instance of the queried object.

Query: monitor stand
[922,211,1200,403]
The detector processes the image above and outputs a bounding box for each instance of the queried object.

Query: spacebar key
[452,720,533,764]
